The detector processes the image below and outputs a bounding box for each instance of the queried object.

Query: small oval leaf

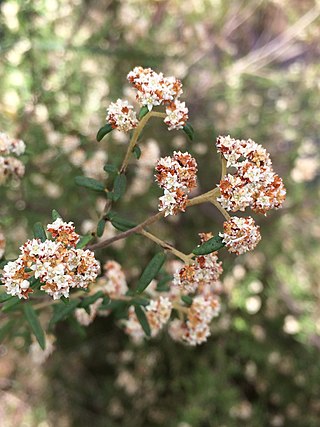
[33,222,47,242]
[133,145,141,159]
[138,106,149,120]
[52,209,62,221]
[192,235,225,256]
[96,123,113,142]
[106,212,137,232]
[96,219,105,237]
[136,252,166,294]
[181,295,193,306]
[113,174,127,201]
[75,176,105,192]
[76,235,93,249]
[183,122,194,141]
[103,163,118,174]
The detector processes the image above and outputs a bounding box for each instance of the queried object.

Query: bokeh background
[1,0,320,426]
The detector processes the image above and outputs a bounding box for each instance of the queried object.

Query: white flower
[106,99,138,132]
[164,101,188,131]
[220,216,261,255]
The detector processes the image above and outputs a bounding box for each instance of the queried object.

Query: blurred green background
[1,0,320,426]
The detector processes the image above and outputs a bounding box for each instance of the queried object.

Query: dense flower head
[155,151,197,216]
[220,216,261,255]
[167,232,223,346]
[164,101,188,131]
[124,296,172,343]
[0,132,26,184]
[47,218,80,247]
[1,222,100,300]
[0,230,5,259]
[217,135,286,214]
[169,295,220,346]
[106,99,138,132]
[99,260,128,298]
[127,66,183,111]
[173,233,223,295]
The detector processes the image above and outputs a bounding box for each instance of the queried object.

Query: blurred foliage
[1,0,320,426]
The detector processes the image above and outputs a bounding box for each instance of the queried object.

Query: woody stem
[120,111,166,174]
[139,229,194,264]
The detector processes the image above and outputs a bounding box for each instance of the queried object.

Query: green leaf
[103,163,118,174]
[106,211,137,232]
[192,235,225,256]
[138,106,149,120]
[133,145,141,159]
[96,219,105,237]
[33,222,47,242]
[2,297,21,312]
[23,304,46,350]
[134,304,151,337]
[96,123,113,141]
[113,174,127,201]
[50,299,80,325]
[0,293,14,303]
[132,297,149,307]
[156,274,173,292]
[102,299,127,311]
[75,176,105,192]
[79,291,105,309]
[52,209,62,220]
[181,295,193,306]
[136,252,166,294]
[0,320,15,343]
[76,234,93,249]
[183,122,194,141]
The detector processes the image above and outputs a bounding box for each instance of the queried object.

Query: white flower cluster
[99,260,128,298]
[169,233,223,346]
[155,151,198,216]
[128,66,188,130]
[0,132,25,184]
[106,99,138,132]
[173,252,223,295]
[169,294,220,346]
[104,67,189,135]
[216,135,286,214]
[124,296,172,343]
[127,66,183,110]
[220,216,261,255]
[74,260,128,327]
[164,100,189,131]
[47,217,80,247]
[1,219,100,300]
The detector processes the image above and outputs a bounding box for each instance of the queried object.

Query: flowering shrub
[0,66,286,350]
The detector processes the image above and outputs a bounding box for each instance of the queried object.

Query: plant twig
[139,229,193,264]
